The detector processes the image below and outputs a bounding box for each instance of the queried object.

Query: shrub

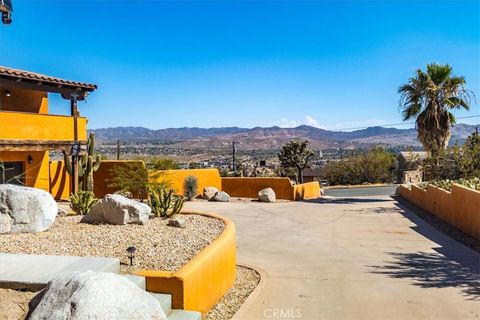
[430,178,480,191]
[183,175,198,201]
[321,147,395,185]
[70,191,98,215]
[108,162,149,201]
[149,187,184,218]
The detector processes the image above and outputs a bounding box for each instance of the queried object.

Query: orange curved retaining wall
[294,181,321,200]
[222,177,295,200]
[222,177,321,201]
[152,169,222,197]
[93,160,147,198]
[399,184,480,240]
[137,212,236,314]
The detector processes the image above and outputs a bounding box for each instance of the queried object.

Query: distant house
[395,151,428,183]
[301,169,323,183]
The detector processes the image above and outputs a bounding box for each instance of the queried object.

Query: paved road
[186,196,480,320]
[324,184,398,197]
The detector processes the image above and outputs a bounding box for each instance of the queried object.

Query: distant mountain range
[91,123,479,150]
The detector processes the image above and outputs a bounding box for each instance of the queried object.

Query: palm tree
[399,63,474,154]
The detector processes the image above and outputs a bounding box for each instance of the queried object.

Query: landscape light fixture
[0,0,13,25]
[4,89,11,97]
[126,246,136,266]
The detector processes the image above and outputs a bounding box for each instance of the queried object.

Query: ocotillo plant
[64,132,102,192]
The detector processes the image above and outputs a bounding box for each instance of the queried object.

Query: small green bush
[149,187,184,218]
[70,191,98,215]
[183,175,198,201]
[429,178,480,192]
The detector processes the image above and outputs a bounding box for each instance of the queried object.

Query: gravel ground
[204,265,261,320]
[0,289,36,320]
[0,213,224,272]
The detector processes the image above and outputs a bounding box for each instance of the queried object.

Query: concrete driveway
[186,196,480,320]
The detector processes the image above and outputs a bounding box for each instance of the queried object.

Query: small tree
[277,140,314,183]
[108,162,150,201]
[183,175,198,201]
[459,131,480,178]
[150,158,179,170]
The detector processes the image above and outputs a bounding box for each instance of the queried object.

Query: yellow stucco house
[0,66,96,198]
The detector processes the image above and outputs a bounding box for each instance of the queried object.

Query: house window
[0,161,25,185]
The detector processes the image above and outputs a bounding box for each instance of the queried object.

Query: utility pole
[116,139,121,160]
[232,140,236,172]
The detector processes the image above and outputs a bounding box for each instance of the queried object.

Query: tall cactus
[64,132,102,192]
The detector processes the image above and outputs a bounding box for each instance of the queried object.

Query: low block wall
[294,181,321,200]
[152,169,222,197]
[222,177,295,200]
[399,184,480,240]
[222,177,321,201]
[93,160,147,198]
[137,212,236,314]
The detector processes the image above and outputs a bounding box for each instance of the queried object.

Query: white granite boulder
[26,271,167,320]
[0,184,57,234]
[258,188,276,203]
[81,194,151,225]
[203,186,219,200]
[212,191,230,202]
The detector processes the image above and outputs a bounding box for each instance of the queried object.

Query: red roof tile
[0,66,97,91]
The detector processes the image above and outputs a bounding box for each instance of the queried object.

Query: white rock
[212,191,230,202]
[167,216,186,228]
[81,194,151,225]
[203,186,219,200]
[0,184,57,234]
[27,271,167,320]
[258,188,276,203]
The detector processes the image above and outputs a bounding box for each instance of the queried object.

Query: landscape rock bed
[204,265,261,320]
[0,213,224,273]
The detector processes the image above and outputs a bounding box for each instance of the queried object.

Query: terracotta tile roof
[0,66,97,91]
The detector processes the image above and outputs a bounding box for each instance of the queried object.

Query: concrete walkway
[0,254,120,290]
[186,196,480,320]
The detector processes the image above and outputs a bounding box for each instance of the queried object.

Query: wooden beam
[0,78,91,100]
[0,140,87,152]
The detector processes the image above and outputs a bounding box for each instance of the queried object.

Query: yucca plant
[183,175,198,201]
[149,187,184,218]
[70,191,98,215]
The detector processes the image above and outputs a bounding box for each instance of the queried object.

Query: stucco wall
[137,212,236,314]
[222,177,295,200]
[0,112,87,142]
[93,160,146,198]
[0,151,50,191]
[49,160,71,200]
[399,184,480,240]
[153,169,222,197]
[0,87,48,113]
[294,181,321,200]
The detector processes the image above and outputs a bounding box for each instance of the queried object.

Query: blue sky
[0,0,479,130]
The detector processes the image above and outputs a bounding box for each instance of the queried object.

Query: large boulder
[203,186,219,200]
[81,194,151,225]
[27,271,167,320]
[212,191,230,202]
[0,184,57,234]
[258,188,276,203]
